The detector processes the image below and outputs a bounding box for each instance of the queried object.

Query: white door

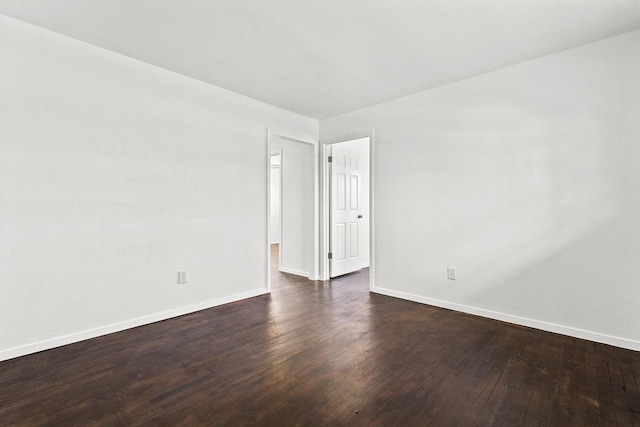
[330,146,363,278]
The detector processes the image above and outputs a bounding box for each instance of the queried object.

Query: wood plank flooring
[1,245,640,426]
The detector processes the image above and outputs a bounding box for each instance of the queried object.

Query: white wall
[321,30,640,350]
[269,154,281,244]
[269,136,315,277]
[0,16,318,360]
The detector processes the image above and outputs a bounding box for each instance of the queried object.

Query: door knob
[357,215,363,219]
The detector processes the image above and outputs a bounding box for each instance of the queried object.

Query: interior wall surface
[320,30,640,350]
[269,157,281,244]
[0,15,318,360]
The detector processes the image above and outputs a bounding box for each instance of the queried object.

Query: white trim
[371,286,640,352]
[320,130,375,292]
[265,128,272,293]
[278,267,309,277]
[278,135,316,145]
[278,148,285,274]
[0,288,269,362]
[312,136,320,281]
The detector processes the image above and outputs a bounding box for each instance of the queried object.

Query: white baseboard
[0,288,269,362]
[371,286,640,352]
[278,266,309,278]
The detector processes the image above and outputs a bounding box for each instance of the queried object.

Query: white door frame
[265,128,319,293]
[320,130,374,290]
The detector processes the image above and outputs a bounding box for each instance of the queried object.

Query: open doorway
[266,130,318,292]
[321,132,374,286]
[269,150,282,270]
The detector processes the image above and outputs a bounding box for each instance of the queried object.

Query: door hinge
[328,156,332,163]
[328,252,333,259]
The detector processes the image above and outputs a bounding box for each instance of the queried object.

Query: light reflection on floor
[265,244,380,417]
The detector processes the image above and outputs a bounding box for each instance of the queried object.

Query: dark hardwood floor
[1,245,640,426]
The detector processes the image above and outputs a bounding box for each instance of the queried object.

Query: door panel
[349,223,358,258]
[337,173,346,210]
[336,223,346,261]
[350,175,359,210]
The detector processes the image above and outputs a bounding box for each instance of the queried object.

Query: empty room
[1,1,640,425]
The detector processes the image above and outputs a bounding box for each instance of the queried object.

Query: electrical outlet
[178,271,187,284]
[447,267,456,280]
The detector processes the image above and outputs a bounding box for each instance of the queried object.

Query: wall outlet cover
[447,267,456,280]
[178,271,187,284]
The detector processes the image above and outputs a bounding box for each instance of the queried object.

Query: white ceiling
[2,0,639,119]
